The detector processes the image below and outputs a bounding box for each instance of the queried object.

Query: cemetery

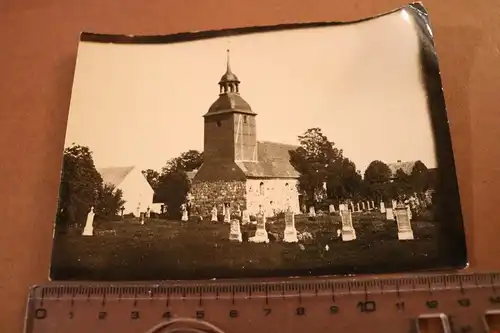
[51,200,440,280]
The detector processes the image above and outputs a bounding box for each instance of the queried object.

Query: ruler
[24,272,500,333]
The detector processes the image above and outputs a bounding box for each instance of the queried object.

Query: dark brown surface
[0,0,499,332]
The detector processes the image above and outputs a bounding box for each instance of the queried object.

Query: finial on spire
[226,48,232,73]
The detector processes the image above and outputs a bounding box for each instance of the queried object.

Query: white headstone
[222,204,226,216]
[392,200,398,209]
[350,202,355,212]
[249,212,269,243]
[181,204,188,222]
[140,212,145,225]
[224,206,231,223]
[83,207,95,236]
[229,219,242,242]
[340,210,356,241]
[329,204,335,213]
[339,204,346,212]
[395,207,414,240]
[366,201,371,210]
[361,202,366,210]
[283,210,298,243]
[211,206,218,222]
[308,206,316,217]
[356,202,361,212]
[241,209,250,224]
[385,207,395,220]
[380,202,386,213]
[371,201,375,209]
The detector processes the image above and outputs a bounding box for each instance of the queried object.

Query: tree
[95,183,126,221]
[391,169,413,199]
[154,150,203,219]
[326,158,363,201]
[410,160,429,194]
[289,128,344,205]
[156,171,191,219]
[162,150,203,174]
[141,169,160,189]
[363,160,392,201]
[56,144,103,231]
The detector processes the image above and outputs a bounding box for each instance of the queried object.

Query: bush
[413,208,435,222]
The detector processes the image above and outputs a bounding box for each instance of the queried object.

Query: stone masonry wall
[191,180,247,217]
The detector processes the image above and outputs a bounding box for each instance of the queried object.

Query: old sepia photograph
[50,4,467,280]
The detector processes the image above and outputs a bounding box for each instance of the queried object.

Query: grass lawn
[50,212,442,280]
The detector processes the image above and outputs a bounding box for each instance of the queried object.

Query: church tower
[202,50,258,164]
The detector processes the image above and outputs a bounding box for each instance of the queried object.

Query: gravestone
[82,207,95,236]
[356,202,361,212]
[249,212,269,243]
[366,201,371,210]
[229,219,242,242]
[224,206,231,223]
[283,209,298,243]
[211,206,218,222]
[350,202,355,212]
[339,204,346,212]
[361,202,366,210]
[181,205,188,222]
[309,206,316,218]
[242,210,250,224]
[380,202,386,213]
[392,200,398,209]
[371,201,375,209]
[385,207,395,220]
[146,207,151,219]
[221,204,226,217]
[340,210,356,241]
[140,212,145,225]
[329,204,335,214]
[395,207,414,240]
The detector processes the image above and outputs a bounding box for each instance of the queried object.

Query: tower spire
[226,49,231,74]
[218,48,240,94]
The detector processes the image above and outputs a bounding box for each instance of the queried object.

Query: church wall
[245,178,300,216]
[204,113,235,163]
[190,180,246,217]
[233,113,257,161]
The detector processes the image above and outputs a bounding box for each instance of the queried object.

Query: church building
[190,51,301,217]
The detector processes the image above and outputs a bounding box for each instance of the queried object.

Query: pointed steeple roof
[219,49,240,84]
[204,49,255,117]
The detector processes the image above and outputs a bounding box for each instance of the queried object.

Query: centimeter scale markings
[25,272,500,333]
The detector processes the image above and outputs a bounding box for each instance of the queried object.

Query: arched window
[259,182,265,196]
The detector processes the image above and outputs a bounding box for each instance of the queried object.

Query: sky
[64,9,437,174]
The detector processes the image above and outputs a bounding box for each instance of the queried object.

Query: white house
[98,166,155,216]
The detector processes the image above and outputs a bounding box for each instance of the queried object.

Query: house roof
[98,166,135,187]
[387,161,416,176]
[235,141,300,178]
